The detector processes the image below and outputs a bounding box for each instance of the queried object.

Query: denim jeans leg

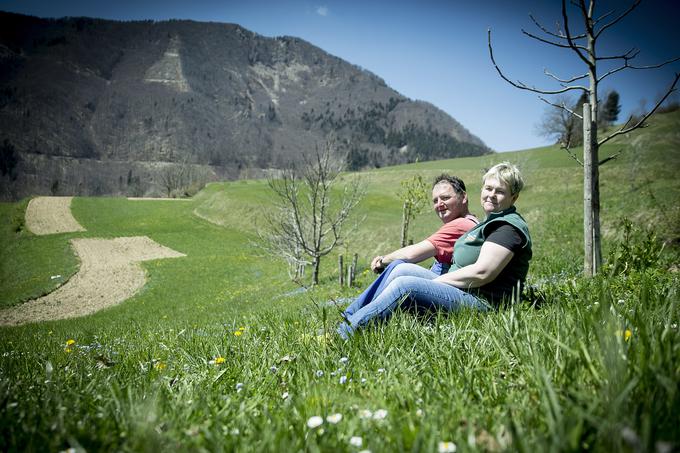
[380,262,439,288]
[429,261,450,275]
[337,276,487,339]
[342,262,437,319]
[342,260,406,318]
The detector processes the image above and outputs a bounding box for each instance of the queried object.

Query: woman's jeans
[338,262,488,339]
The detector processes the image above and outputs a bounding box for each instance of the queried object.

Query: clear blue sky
[1,0,678,151]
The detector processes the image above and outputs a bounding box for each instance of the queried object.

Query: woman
[337,162,532,339]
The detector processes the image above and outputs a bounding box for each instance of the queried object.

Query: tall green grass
[1,111,679,451]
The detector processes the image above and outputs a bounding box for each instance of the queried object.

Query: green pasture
[1,111,679,451]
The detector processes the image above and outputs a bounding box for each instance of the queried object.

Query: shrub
[604,218,663,276]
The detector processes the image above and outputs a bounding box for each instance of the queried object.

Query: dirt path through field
[25,196,86,235]
[0,237,186,326]
[2,197,187,326]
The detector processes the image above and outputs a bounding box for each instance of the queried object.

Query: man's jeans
[338,262,488,339]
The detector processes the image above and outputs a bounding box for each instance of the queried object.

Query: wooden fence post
[347,253,358,287]
[338,255,344,286]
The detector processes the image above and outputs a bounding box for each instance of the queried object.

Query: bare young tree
[489,0,679,276]
[259,137,366,285]
[398,175,430,247]
[158,157,200,198]
[536,93,580,147]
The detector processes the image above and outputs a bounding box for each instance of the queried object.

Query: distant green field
[0,110,678,451]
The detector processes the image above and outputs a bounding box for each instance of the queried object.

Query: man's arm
[371,240,437,273]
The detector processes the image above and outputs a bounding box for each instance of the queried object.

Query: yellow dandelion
[616,329,633,342]
[64,339,75,352]
[154,361,166,370]
[215,356,226,365]
[234,330,243,337]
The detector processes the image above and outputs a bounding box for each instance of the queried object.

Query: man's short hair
[432,174,466,195]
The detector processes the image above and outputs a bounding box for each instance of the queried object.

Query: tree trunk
[400,201,410,247]
[592,142,602,274]
[583,102,603,276]
[585,26,602,276]
[583,103,594,276]
[590,103,602,275]
[312,256,320,285]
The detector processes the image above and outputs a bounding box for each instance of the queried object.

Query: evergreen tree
[602,90,621,125]
[345,146,370,171]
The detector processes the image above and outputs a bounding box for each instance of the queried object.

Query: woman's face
[481,176,517,214]
[432,182,466,223]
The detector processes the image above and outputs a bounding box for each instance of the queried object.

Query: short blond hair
[483,162,524,195]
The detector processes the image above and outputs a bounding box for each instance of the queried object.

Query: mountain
[0,12,491,200]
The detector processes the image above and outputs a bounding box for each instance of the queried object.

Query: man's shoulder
[451,214,479,227]
[441,215,478,233]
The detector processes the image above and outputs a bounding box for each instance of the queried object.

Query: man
[371,174,477,275]
[341,174,477,320]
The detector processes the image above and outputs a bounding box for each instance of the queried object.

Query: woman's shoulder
[483,211,531,246]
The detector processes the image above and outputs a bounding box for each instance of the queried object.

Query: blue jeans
[343,260,442,319]
[338,263,489,339]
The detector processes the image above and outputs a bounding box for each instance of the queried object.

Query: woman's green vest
[451,206,532,303]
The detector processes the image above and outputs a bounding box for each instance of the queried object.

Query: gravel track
[25,196,86,235]
[1,198,186,326]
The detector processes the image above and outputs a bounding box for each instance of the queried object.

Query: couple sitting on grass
[337,162,532,339]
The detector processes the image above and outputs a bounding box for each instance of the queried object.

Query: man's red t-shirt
[426,214,478,264]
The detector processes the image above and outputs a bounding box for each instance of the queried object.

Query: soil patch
[127,197,192,201]
[25,196,86,235]
[0,237,185,326]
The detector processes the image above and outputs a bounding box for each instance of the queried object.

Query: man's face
[432,182,466,223]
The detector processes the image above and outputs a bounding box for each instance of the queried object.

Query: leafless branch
[596,47,639,61]
[599,55,680,82]
[488,29,586,95]
[599,149,624,166]
[521,28,586,50]
[562,0,592,67]
[562,144,584,166]
[539,95,583,119]
[598,72,680,146]
[529,13,586,40]
[594,0,641,40]
[592,9,615,26]
[544,68,588,84]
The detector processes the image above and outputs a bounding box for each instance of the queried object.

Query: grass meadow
[1,111,679,451]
